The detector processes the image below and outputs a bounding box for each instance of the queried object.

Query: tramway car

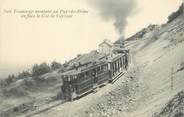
[61,52,129,101]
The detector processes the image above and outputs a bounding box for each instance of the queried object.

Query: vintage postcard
[0,0,184,117]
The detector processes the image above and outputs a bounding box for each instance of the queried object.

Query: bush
[0,74,16,87]
[168,3,183,23]
[32,63,51,76]
[17,71,31,79]
[63,62,69,68]
[51,61,62,70]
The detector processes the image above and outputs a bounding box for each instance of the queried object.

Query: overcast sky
[0,0,182,77]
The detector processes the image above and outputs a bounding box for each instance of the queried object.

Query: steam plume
[88,0,136,35]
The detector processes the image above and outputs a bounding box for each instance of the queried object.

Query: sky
[0,0,183,78]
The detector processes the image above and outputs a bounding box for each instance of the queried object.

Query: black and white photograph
[0,0,184,117]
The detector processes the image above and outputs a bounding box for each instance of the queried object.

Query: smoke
[88,0,137,35]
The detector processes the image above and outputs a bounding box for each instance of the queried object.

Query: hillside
[154,90,184,117]
[0,71,63,117]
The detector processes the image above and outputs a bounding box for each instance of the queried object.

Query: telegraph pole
[171,67,174,90]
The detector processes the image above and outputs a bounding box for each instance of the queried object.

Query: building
[98,39,113,55]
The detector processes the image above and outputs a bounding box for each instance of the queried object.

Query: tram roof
[61,53,125,76]
[61,61,107,76]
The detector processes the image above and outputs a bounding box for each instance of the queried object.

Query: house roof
[99,39,113,47]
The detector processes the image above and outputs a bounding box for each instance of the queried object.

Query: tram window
[83,72,88,78]
[97,67,101,74]
[105,65,108,71]
[84,72,86,77]
[92,70,95,76]
[74,75,77,79]
[78,73,84,81]
[120,58,123,67]
[63,76,68,82]
[85,71,89,77]
[80,73,84,79]
[102,65,106,72]
[88,70,93,76]
[102,65,104,72]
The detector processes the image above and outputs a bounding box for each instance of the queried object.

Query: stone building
[98,39,113,55]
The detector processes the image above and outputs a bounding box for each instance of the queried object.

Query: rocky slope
[154,91,184,117]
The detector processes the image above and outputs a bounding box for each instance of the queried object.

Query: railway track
[23,100,66,117]
[111,72,125,84]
